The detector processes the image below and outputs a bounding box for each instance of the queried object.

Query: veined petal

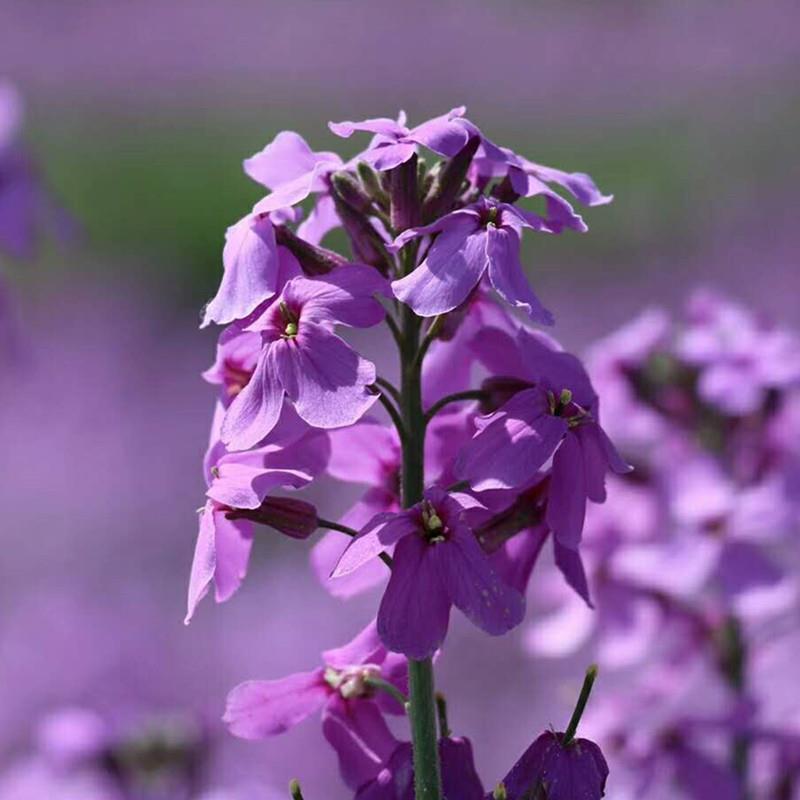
[438,523,525,636]
[391,222,487,317]
[273,325,377,429]
[333,512,417,577]
[202,215,280,328]
[457,388,567,491]
[547,434,588,548]
[224,669,329,739]
[377,534,451,659]
[221,345,283,450]
[321,696,399,791]
[486,224,554,324]
[244,131,334,189]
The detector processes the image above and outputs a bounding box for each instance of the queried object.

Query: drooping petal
[333,511,418,577]
[253,158,337,215]
[221,345,284,450]
[457,388,568,491]
[322,695,399,791]
[273,324,377,429]
[486,224,554,324]
[223,669,329,739]
[438,522,525,637]
[528,163,614,207]
[185,503,254,623]
[575,424,609,504]
[202,215,280,328]
[355,742,414,800]
[553,538,593,608]
[391,218,487,317]
[491,526,550,594]
[547,434,589,548]
[297,193,340,245]
[377,534,451,659]
[323,620,385,669]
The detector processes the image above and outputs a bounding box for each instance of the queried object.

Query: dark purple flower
[329,108,471,172]
[390,196,554,322]
[458,327,630,547]
[355,737,484,800]
[496,730,609,800]
[224,620,406,791]
[334,487,525,658]
[220,264,388,449]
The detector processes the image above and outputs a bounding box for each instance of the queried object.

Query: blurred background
[1,1,798,797]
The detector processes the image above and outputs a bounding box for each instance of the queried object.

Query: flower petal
[224,669,328,739]
[377,534,451,659]
[547,434,587,548]
[439,523,525,636]
[486,224,554,324]
[273,324,377,429]
[221,345,284,450]
[333,511,417,577]
[391,219,487,317]
[202,215,280,328]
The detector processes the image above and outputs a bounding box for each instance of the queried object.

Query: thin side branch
[317,518,393,569]
[424,390,487,424]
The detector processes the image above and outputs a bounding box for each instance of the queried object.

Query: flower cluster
[189,106,619,798]
[526,290,800,798]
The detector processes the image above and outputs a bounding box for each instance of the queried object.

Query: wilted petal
[224,669,329,739]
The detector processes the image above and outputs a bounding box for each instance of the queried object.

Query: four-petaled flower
[334,487,525,659]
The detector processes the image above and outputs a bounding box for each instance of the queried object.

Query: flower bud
[330,189,393,275]
[226,496,318,539]
[357,162,389,209]
[330,171,372,213]
[274,224,345,275]
[422,135,481,222]
[390,153,420,232]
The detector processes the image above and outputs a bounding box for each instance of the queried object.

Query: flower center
[548,388,589,427]
[324,664,382,699]
[420,500,447,544]
[279,301,299,339]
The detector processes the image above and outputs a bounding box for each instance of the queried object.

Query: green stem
[398,279,443,799]
[561,664,598,747]
[289,778,305,800]
[317,518,392,568]
[424,389,487,425]
[365,676,409,709]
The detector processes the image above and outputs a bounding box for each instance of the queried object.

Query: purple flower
[334,487,525,658]
[496,730,609,800]
[311,413,472,599]
[224,620,406,791]
[220,264,388,449]
[202,327,262,408]
[246,131,344,245]
[458,327,630,547]
[390,196,554,323]
[355,737,484,800]
[677,289,800,416]
[185,404,328,622]
[329,108,471,172]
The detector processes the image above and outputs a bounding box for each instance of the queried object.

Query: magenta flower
[220,264,388,450]
[329,108,471,172]
[334,487,525,658]
[496,730,609,800]
[185,404,328,622]
[389,196,554,323]
[202,327,262,409]
[355,737,484,800]
[458,327,630,547]
[224,620,406,791]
